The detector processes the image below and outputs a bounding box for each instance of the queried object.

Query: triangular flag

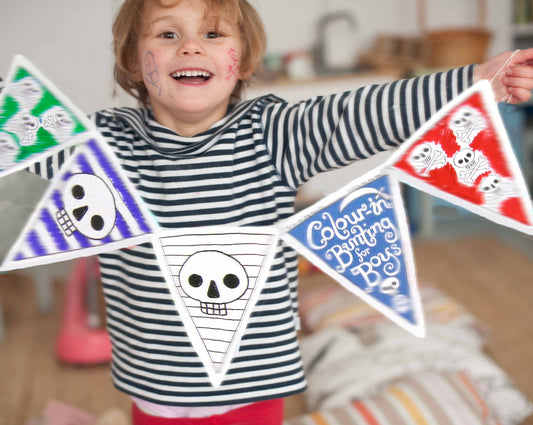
[279,171,424,337]
[152,227,280,387]
[387,80,533,234]
[0,136,159,271]
[0,55,95,178]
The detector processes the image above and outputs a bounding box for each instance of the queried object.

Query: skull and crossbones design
[408,141,447,176]
[3,112,41,146]
[4,106,75,146]
[179,251,249,316]
[41,106,75,143]
[452,148,491,186]
[0,132,19,170]
[479,173,518,212]
[56,173,117,240]
[449,106,487,147]
[380,277,400,296]
[9,77,43,111]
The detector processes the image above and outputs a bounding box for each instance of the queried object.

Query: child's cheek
[225,48,240,81]
[143,51,161,86]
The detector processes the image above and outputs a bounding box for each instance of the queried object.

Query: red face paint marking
[226,48,240,81]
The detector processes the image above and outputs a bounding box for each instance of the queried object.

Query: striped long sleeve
[263,67,472,189]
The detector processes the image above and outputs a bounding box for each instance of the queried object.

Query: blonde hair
[113,0,267,107]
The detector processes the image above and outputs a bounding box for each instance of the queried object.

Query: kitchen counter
[244,71,403,102]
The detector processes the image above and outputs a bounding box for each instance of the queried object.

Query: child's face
[136,0,243,135]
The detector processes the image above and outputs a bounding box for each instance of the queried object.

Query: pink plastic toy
[55,256,112,365]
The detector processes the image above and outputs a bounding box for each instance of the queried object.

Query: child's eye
[205,31,221,39]
[159,31,178,39]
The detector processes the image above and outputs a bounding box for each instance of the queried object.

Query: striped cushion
[298,284,478,333]
[284,370,500,425]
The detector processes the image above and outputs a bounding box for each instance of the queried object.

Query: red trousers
[131,399,284,425]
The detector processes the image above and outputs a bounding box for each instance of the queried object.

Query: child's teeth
[172,71,211,78]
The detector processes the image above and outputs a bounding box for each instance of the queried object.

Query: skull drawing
[41,106,75,142]
[179,251,249,316]
[453,148,475,169]
[56,173,117,239]
[9,77,43,110]
[380,277,400,296]
[449,106,486,147]
[479,174,502,194]
[0,132,19,170]
[452,148,491,186]
[408,141,447,176]
[4,112,40,146]
[479,173,517,212]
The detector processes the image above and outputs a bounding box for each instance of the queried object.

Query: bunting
[387,80,533,234]
[279,171,424,337]
[0,55,94,178]
[0,136,159,271]
[152,227,280,387]
[1,56,532,387]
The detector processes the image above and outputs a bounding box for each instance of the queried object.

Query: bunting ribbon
[1,55,532,387]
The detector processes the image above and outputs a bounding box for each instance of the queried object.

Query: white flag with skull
[152,227,280,387]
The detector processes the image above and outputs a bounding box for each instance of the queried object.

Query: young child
[15,0,533,424]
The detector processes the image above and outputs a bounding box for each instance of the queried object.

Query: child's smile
[170,69,213,85]
[137,0,243,136]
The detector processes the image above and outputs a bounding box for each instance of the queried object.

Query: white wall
[0,0,116,114]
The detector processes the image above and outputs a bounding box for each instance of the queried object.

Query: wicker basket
[419,0,491,68]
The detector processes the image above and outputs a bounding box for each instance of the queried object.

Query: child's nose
[178,38,206,56]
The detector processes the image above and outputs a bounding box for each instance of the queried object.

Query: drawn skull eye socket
[423,147,430,153]
[493,179,500,184]
[466,152,473,159]
[223,274,240,289]
[464,111,471,117]
[0,139,15,150]
[72,185,85,200]
[188,274,203,288]
[91,215,105,231]
[458,159,464,165]
[454,119,462,125]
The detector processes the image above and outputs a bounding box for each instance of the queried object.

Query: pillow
[284,370,500,425]
[298,324,532,425]
[298,283,482,334]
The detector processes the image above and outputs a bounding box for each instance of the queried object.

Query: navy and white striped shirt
[25,66,472,405]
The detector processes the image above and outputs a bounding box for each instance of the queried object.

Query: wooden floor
[0,235,532,424]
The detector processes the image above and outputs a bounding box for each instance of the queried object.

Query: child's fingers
[507,65,533,78]
[513,47,533,66]
[502,75,533,90]
[508,86,533,104]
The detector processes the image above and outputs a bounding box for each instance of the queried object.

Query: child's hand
[474,47,533,104]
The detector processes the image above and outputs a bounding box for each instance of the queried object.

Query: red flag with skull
[388,80,533,234]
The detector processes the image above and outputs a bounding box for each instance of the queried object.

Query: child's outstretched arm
[474,47,533,104]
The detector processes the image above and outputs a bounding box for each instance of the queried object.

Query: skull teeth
[56,209,75,236]
[200,302,228,316]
